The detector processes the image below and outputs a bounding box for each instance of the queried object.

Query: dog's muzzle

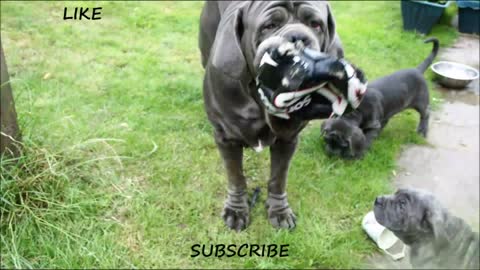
[324,133,348,148]
[276,24,320,50]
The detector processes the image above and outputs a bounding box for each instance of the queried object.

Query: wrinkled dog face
[251,1,336,71]
[374,188,441,244]
[321,119,366,159]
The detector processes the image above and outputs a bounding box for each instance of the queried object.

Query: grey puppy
[374,188,479,269]
[321,119,367,159]
[199,1,343,231]
[321,38,438,159]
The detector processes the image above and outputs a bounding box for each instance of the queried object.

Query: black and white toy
[256,42,368,120]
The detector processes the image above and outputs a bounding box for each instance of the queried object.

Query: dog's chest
[226,107,303,151]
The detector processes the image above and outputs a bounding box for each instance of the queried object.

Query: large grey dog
[199,1,343,231]
[374,188,479,269]
[321,38,438,159]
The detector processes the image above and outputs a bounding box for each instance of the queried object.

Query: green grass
[0,1,457,268]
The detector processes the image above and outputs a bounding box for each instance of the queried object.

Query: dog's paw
[417,111,430,137]
[417,125,428,138]
[266,193,297,230]
[222,190,250,231]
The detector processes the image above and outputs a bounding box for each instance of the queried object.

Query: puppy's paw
[222,190,250,231]
[417,125,428,138]
[266,193,297,230]
[417,111,430,137]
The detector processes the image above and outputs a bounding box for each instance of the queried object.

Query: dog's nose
[375,197,384,206]
[284,32,310,45]
[324,133,336,142]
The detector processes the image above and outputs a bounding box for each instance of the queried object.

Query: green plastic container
[401,0,451,34]
[457,0,480,34]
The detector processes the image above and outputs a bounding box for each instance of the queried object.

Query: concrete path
[395,34,479,230]
[364,34,479,269]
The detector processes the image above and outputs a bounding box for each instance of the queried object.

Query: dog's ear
[324,4,344,58]
[348,127,366,159]
[423,207,450,252]
[321,121,326,130]
[210,9,247,80]
[321,120,334,136]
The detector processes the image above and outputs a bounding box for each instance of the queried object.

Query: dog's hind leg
[414,84,430,137]
[414,104,430,137]
[266,137,298,230]
[216,135,250,231]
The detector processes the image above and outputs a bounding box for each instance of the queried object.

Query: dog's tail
[417,37,439,73]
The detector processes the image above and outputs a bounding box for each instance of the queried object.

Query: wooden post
[1,42,21,157]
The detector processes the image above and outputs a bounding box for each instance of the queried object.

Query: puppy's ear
[348,127,366,159]
[320,120,329,135]
[210,9,247,80]
[324,4,344,58]
[423,208,450,252]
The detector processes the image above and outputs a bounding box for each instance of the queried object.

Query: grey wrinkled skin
[199,1,343,231]
[374,188,479,269]
[321,38,439,160]
[265,192,297,229]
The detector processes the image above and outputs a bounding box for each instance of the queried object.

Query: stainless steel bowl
[431,61,479,89]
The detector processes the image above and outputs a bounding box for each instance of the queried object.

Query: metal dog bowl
[431,61,479,89]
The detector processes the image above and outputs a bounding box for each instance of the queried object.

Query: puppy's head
[321,118,366,159]
[374,188,449,245]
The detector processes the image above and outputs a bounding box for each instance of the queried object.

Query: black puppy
[321,38,438,159]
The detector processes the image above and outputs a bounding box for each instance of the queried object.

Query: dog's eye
[399,199,407,210]
[262,23,278,32]
[310,21,322,32]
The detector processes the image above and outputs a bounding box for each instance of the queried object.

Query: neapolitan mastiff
[374,188,479,269]
[199,1,343,230]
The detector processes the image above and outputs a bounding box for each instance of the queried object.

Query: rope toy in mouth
[256,42,368,120]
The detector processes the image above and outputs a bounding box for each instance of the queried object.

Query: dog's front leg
[216,138,249,231]
[363,127,381,150]
[267,137,298,229]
